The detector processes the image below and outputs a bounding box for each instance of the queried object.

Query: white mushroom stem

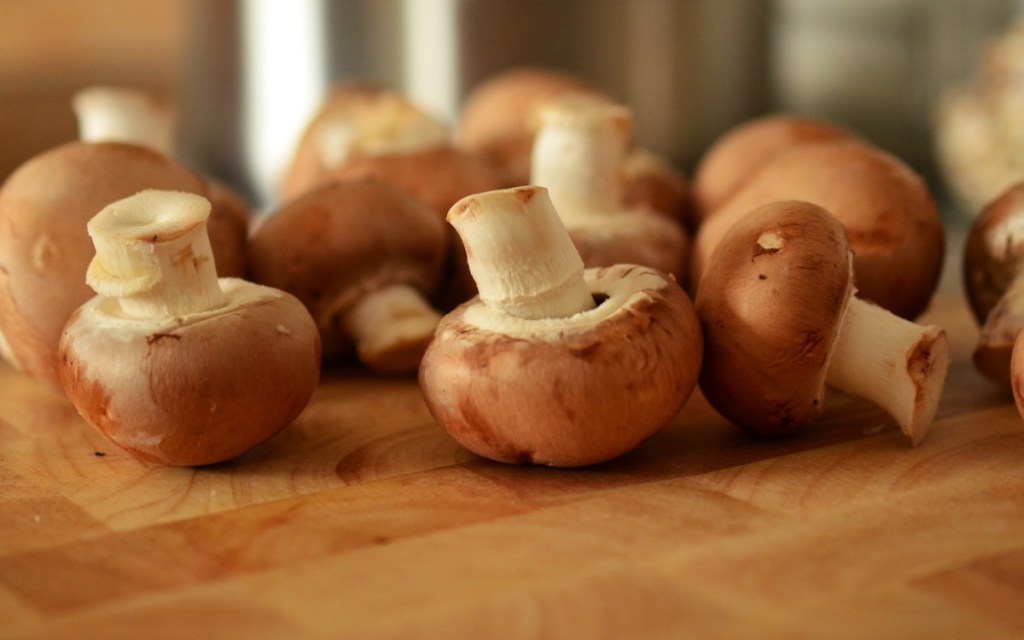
[825,296,950,445]
[72,86,175,156]
[448,187,596,320]
[86,190,225,319]
[314,94,448,170]
[342,283,441,364]
[530,96,632,224]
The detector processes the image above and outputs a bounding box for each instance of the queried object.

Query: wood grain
[1,281,1023,639]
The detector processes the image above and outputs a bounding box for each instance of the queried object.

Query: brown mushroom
[692,113,854,218]
[963,181,1024,385]
[58,190,320,466]
[692,141,945,320]
[0,142,209,390]
[419,186,703,467]
[248,179,447,374]
[280,82,450,201]
[696,200,949,444]
[530,94,689,279]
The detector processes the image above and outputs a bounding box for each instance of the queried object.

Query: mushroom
[419,186,703,467]
[73,85,249,277]
[696,200,949,444]
[0,87,252,388]
[530,94,689,279]
[691,113,853,218]
[692,141,945,320]
[248,179,447,374]
[963,181,1024,385]
[58,190,320,466]
[456,66,693,225]
[280,82,450,200]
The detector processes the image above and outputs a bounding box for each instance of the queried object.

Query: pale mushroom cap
[457,67,602,184]
[696,200,853,436]
[0,142,209,389]
[693,141,944,320]
[963,181,1024,323]
[248,178,447,360]
[420,264,703,467]
[59,278,321,466]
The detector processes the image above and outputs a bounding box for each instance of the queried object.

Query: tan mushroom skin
[420,186,703,467]
[59,190,320,466]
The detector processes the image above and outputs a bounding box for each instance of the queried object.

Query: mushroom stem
[530,97,631,224]
[825,296,950,445]
[72,86,175,156]
[86,190,225,319]
[448,187,596,320]
[342,283,441,373]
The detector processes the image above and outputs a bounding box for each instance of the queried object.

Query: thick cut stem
[73,86,175,156]
[530,96,632,224]
[825,296,949,445]
[343,283,441,373]
[448,186,596,320]
[86,190,225,318]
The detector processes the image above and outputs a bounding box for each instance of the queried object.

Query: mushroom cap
[696,200,854,436]
[419,264,703,467]
[693,141,944,320]
[963,181,1024,323]
[0,141,210,389]
[322,145,505,218]
[1010,329,1024,416]
[247,178,447,359]
[457,67,602,184]
[692,114,854,217]
[568,211,689,281]
[58,278,321,466]
[281,82,449,200]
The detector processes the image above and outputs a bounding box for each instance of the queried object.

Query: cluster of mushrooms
[0,66,1008,469]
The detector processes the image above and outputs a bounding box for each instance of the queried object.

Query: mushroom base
[58,279,321,466]
[419,265,703,467]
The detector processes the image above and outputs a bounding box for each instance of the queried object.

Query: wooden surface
[1,281,1023,638]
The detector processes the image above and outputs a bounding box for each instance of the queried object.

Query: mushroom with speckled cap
[248,179,448,374]
[58,190,321,466]
[696,200,949,445]
[419,186,703,467]
[963,181,1024,385]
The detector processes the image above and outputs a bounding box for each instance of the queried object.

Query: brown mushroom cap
[419,264,703,467]
[247,178,447,360]
[59,279,321,466]
[280,82,450,201]
[696,200,853,436]
[457,67,601,185]
[693,141,944,320]
[692,114,854,217]
[206,179,250,278]
[963,181,1024,323]
[622,149,694,230]
[0,142,211,389]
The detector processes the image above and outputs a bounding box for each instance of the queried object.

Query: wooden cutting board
[1,283,1022,639]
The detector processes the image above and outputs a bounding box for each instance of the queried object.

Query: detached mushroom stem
[825,296,950,445]
[342,283,442,374]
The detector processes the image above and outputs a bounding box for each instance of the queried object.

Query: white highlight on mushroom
[756,231,784,251]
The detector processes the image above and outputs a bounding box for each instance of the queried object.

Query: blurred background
[0,0,1020,211]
